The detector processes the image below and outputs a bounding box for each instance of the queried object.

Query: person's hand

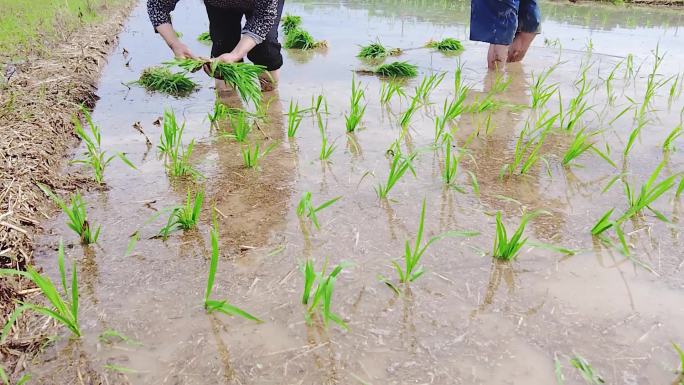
[203,52,244,79]
[170,41,195,59]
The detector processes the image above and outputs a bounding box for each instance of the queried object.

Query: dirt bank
[0,0,135,376]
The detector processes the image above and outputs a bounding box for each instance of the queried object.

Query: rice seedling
[489,71,512,94]
[72,108,135,184]
[673,343,684,377]
[283,28,325,50]
[0,367,29,385]
[380,79,406,104]
[134,66,197,96]
[569,355,605,384]
[207,100,230,127]
[591,208,616,236]
[416,72,446,101]
[159,189,204,239]
[301,259,349,330]
[442,135,461,186]
[559,76,594,132]
[562,128,608,167]
[637,45,667,121]
[204,218,261,322]
[491,211,534,261]
[623,118,648,158]
[399,93,421,129]
[0,240,81,341]
[358,42,386,59]
[375,152,416,199]
[443,85,469,122]
[669,73,683,106]
[345,76,367,132]
[425,38,464,52]
[167,137,198,178]
[624,53,635,80]
[319,131,336,162]
[38,184,100,244]
[158,109,183,156]
[197,31,211,43]
[296,192,341,230]
[530,66,558,109]
[223,109,252,142]
[373,61,418,78]
[604,60,622,105]
[241,142,276,168]
[663,125,682,152]
[281,14,302,35]
[502,123,549,176]
[311,93,328,116]
[287,100,304,138]
[392,199,477,283]
[619,159,680,222]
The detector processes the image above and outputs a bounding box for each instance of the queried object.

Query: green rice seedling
[301,259,348,330]
[673,343,684,377]
[490,71,512,94]
[296,192,341,230]
[224,109,252,142]
[620,159,680,222]
[425,37,464,52]
[283,27,325,50]
[380,79,406,104]
[443,85,469,122]
[502,123,549,176]
[0,367,30,385]
[492,211,534,261]
[392,199,477,283]
[663,124,682,152]
[0,240,80,341]
[669,73,683,107]
[570,355,604,384]
[623,118,648,158]
[399,93,421,129]
[638,45,667,121]
[442,135,461,186]
[281,14,302,35]
[167,138,197,178]
[208,61,266,108]
[559,76,593,132]
[134,66,197,96]
[204,218,260,322]
[287,100,304,138]
[624,53,635,80]
[197,31,211,43]
[416,72,446,101]
[72,108,135,184]
[319,132,336,161]
[373,61,418,78]
[38,184,100,244]
[358,42,387,59]
[207,100,230,127]
[241,142,276,168]
[561,128,594,166]
[375,152,417,199]
[530,66,558,109]
[159,189,204,239]
[345,76,367,132]
[604,60,622,105]
[311,93,328,116]
[591,208,616,236]
[158,109,183,156]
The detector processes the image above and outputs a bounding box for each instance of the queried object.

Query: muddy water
[27,0,684,384]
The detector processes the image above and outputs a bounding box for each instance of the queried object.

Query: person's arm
[216,0,278,63]
[147,0,194,58]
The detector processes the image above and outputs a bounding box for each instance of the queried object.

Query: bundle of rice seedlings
[166,58,265,107]
[135,66,197,96]
[197,31,212,43]
[281,14,302,35]
[357,42,402,59]
[426,38,464,52]
[374,61,418,78]
[284,28,326,50]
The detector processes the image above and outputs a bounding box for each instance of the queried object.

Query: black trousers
[204,0,284,71]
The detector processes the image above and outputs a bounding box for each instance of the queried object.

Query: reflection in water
[471,259,517,317]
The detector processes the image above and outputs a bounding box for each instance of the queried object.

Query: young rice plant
[301,259,349,329]
[38,184,100,245]
[159,189,204,239]
[296,192,341,230]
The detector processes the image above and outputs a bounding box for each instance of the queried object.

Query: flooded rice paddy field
[28,0,684,383]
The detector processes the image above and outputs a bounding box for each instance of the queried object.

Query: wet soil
[19,0,684,384]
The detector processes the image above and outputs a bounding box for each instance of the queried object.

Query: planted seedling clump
[426,38,464,52]
[135,66,197,97]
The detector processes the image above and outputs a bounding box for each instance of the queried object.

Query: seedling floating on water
[284,28,326,50]
[134,66,197,96]
[159,189,204,239]
[345,76,367,132]
[72,108,136,184]
[287,99,304,138]
[492,211,534,261]
[426,38,464,52]
[281,14,302,35]
[241,142,276,168]
[0,240,81,341]
[357,41,402,59]
[296,192,341,230]
[204,219,261,322]
[392,199,478,283]
[197,31,211,43]
[375,152,416,199]
[569,355,605,384]
[301,259,349,330]
[373,61,418,78]
[38,184,100,245]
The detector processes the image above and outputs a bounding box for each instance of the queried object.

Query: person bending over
[147,0,284,91]
[469,0,541,70]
